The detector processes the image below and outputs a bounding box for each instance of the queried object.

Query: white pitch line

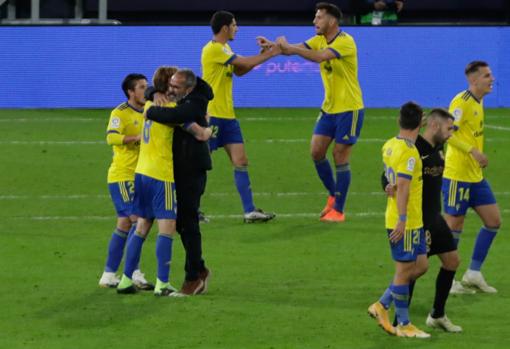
[8,209,510,221]
[0,192,384,200]
[485,124,510,131]
[0,140,105,145]
[10,211,385,221]
[0,117,99,123]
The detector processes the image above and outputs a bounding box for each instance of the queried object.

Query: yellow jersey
[305,31,364,114]
[201,40,236,119]
[135,101,175,182]
[106,102,143,183]
[444,90,485,182]
[382,137,423,230]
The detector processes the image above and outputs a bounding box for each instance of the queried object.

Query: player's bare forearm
[232,48,279,76]
[123,135,141,144]
[286,45,333,63]
[395,177,410,221]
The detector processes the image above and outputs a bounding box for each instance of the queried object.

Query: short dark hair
[210,10,235,34]
[399,101,423,130]
[121,73,147,99]
[315,2,342,21]
[465,61,489,76]
[174,68,197,89]
[428,108,454,121]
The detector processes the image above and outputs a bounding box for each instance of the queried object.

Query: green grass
[0,108,509,348]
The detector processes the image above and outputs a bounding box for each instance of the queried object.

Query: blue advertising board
[0,26,508,108]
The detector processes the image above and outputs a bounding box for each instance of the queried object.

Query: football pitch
[1,108,508,348]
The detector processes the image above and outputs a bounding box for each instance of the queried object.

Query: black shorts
[425,214,457,256]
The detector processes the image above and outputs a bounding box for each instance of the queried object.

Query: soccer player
[368,102,429,338]
[146,69,214,296]
[201,10,280,223]
[98,73,152,290]
[382,109,462,332]
[442,61,501,293]
[259,2,364,222]
[117,66,179,296]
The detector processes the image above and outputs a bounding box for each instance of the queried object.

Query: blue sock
[391,284,410,325]
[334,163,351,213]
[126,223,139,269]
[123,232,145,279]
[470,226,498,271]
[104,228,128,273]
[379,284,393,309]
[156,234,174,283]
[313,158,335,196]
[234,166,255,213]
[451,230,462,248]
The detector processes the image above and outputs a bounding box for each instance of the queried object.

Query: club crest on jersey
[452,108,462,121]
[223,47,233,55]
[407,157,416,171]
[110,116,121,129]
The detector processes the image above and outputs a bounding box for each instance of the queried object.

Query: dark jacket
[146,77,213,174]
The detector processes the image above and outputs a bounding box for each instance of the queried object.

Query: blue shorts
[442,178,497,216]
[313,109,364,144]
[209,117,244,151]
[133,174,177,220]
[387,228,427,262]
[108,181,135,217]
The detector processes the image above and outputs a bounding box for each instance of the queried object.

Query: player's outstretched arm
[276,36,335,63]
[231,44,281,76]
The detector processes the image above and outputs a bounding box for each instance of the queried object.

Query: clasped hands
[256,36,292,55]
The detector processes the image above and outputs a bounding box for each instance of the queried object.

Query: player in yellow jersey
[368,102,429,339]
[99,73,152,290]
[258,2,364,222]
[442,61,501,294]
[202,10,280,223]
[117,67,179,296]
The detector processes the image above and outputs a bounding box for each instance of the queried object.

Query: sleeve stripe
[224,54,237,65]
[328,47,341,58]
[107,130,120,134]
[397,173,413,180]
[303,42,311,49]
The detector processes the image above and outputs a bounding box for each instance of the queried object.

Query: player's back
[135,101,175,182]
[305,32,363,114]
[382,137,423,230]
[444,90,485,182]
[201,40,235,119]
[107,102,143,183]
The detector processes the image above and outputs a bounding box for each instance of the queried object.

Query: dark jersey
[415,135,445,223]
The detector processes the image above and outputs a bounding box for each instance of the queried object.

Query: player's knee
[332,150,348,164]
[117,218,132,232]
[443,254,460,271]
[414,260,429,279]
[311,149,325,161]
[487,217,502,230]
[233,158,248,167]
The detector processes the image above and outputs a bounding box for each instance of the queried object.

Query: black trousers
[175,169,207,281]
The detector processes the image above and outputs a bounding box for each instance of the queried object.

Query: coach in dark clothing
[146,69,213,295]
